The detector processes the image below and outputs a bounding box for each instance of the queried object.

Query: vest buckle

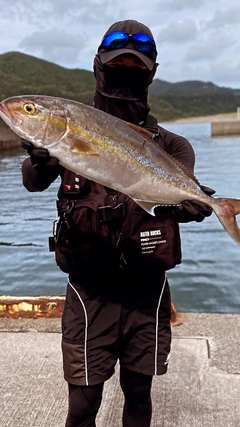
[98,203,126,222]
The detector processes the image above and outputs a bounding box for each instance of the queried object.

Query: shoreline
[162,111,239,124]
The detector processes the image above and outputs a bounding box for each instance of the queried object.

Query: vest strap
[98,203,126,222]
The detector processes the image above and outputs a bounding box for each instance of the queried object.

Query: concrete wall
[211,119,240,137]
[0,118,21,150]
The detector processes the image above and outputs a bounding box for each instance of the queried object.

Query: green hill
[149,79,240,119]
[0,51,239,122]
[0,51,95,106]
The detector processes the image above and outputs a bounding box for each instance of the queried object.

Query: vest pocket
[55,225,94,273]
[54,200,116,274]
[121,210,182,271]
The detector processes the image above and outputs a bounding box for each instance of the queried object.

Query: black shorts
[61,271,172,386]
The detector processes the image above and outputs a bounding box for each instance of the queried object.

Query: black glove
[181,200,213,222]
[200,184,215,196]
[21,139,59,168]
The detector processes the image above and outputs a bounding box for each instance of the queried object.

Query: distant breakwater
[211,119,240,136]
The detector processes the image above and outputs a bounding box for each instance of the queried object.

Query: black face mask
[93,55,156,124]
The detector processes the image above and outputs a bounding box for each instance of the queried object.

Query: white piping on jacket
[68,281,89,386]
[154,273,167,375]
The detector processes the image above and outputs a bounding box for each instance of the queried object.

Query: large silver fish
[1,95,240,244]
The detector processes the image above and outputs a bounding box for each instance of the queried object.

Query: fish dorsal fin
[169,156,200,185]
[68,137,99,155]
[126,122,154,141]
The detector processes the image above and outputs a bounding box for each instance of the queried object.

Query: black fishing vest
[51,115,182,276]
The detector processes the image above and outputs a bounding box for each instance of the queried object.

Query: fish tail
[212,198,240,245]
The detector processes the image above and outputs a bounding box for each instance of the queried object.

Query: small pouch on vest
[120,204,182,271]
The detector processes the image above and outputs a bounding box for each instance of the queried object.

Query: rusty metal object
[0,295,65,318]
[171,302,183,326]
[0,295,183,325]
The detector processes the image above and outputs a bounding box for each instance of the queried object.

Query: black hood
[93,54,157,125]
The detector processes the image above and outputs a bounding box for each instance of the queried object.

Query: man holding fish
[5,19,218,427]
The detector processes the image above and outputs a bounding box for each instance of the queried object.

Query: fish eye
[23,103,36,115]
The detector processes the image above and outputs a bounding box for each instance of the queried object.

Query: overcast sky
[1,0,240,88]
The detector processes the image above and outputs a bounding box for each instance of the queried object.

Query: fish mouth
[0,101,23,130]
[0,102,6,115]
[0,102,14,123]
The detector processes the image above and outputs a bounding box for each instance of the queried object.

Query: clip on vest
[98,203,126,222]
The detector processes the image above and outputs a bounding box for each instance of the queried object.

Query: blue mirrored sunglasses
[102,31,156,53]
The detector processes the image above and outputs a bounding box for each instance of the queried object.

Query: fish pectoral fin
[133,199,157,216]
[67,137,99,155]
[134,199,176,215]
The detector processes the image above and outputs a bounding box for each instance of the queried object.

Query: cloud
[0,0,240,88]
[209,55,240,87]
[156,19,197,44]
[2,0,123,29]
[19,28,85,66]
[156,0,204,11]
[19,28,81,50]
[1,0,51,25]
[185,30,234,62]
[202,4,240,29]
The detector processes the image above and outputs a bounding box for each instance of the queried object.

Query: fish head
[0,95,68,147]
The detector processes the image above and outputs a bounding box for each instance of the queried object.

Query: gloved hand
[180,184,215,222]
[21,139,59,168]
[200,184,215,196]
[181,200,213,222]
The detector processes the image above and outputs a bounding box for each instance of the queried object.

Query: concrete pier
[0,313,239,427]
[211,119,240,136]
